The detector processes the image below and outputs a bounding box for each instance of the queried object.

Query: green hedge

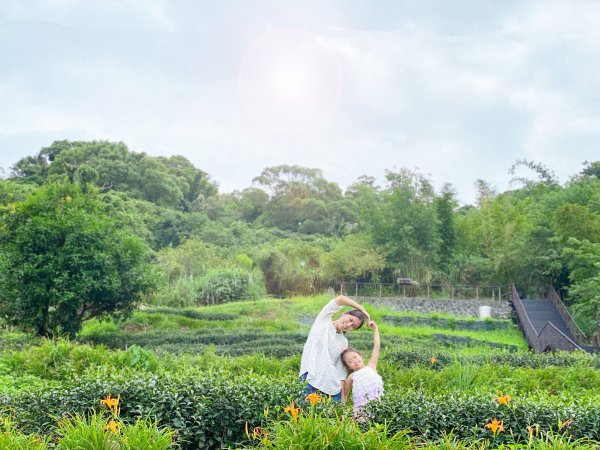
[382,315,510,331]
[366,390,600,445]
[3,373,600,449]
[0,371,303,449]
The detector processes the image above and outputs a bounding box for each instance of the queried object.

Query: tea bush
[0,371,303,449]
[366,389,600,445]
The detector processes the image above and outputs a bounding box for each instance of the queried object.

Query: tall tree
[0,182,155,336]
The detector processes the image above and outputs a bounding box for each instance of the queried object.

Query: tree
[435,183,457,271]
[0,182,155,336]
[10,140,219,210]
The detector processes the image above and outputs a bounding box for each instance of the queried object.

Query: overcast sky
[1,1,599,204]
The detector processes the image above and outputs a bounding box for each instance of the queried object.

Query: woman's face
[338,313,362,331]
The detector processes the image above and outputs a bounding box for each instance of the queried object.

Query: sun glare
[239,30,343,132]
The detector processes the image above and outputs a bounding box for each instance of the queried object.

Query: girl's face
[342,350,364,371]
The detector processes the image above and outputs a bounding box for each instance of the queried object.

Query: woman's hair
[340,347,363,372]
[344,309,367,330]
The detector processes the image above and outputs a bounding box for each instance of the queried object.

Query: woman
[299,294,370,401]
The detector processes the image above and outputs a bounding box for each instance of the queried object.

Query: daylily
[495,394,512,405]
[105,419,122,433]
[430,357,437,364]
[485,419,504,434]
[100,394,120,416]
[284,402,301,422]
[305,392,322,405]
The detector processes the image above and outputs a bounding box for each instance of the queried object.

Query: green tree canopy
[0,182,155,336]
[10,140,218,209]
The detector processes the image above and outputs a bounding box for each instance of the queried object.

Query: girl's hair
[344,309,367,330]
[340,347,363,372]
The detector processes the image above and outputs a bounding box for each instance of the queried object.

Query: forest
[0,140,598,336]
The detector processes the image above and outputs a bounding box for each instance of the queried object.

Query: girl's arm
[342,374,353,402]
[333,295,370,321]
[368,321,380,370]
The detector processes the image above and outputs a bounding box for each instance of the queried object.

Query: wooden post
[403,285,406,298]
[379,283,382,297]
[355,282,358,296]
[427,285,430,299]
[498,287,501,301]
[476,287,479,300]
[451,287,454,300]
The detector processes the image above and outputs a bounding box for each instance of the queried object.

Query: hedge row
[367,390,600,445]
[141,307,238,321]
[78,327,514,359]
[2,372,599,449]
[382,315,510,331]
[389,347,600,369]
[0,371,302,449]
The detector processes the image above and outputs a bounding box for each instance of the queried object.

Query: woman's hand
[368,320,378,331]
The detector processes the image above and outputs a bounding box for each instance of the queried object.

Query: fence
[340,282,507,301]
[510,284,582,352]
[545,285,589,345]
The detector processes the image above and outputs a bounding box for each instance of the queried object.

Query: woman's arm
[368,321,380,370]
[333,295,370,321]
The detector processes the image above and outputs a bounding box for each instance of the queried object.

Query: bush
[0,371,303,450]
[197,268,265,305]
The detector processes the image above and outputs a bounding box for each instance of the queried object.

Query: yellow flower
[430,357,437,364]
[495,394,512,405]
[485,419,504,434]
[100,394,120,416]
[284,402,301,422]
[305,392,322,405]
[105,419,122,433]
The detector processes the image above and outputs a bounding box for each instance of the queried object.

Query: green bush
[1,371,303,449]
[197,267,265,305]
[366,390,600,445]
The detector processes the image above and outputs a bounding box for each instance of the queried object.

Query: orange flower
[495,394,512,405]
[100,394,120,416]
[105,419,122,433]
[430,357,437,364]
[305,392,322,405]
[284,402,301,422]
[485,419,504,434]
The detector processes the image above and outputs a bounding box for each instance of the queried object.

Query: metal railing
[510,284,582,352]
[546,286,589,345]
[340,282,508,301]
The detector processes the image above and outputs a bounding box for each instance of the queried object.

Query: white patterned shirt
[351,366,384,415]
[299,300,348,395]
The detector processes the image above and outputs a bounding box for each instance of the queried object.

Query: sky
[1,1,599,205]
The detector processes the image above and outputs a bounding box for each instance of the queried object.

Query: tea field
[1,295,599,449]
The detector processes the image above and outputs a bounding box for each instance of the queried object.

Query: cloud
[1,1,599,205]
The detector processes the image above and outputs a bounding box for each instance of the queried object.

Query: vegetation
[1,141,598,334]
[0,299,599,448]
[0,141,599,447]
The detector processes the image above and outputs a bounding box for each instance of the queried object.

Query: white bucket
[478,306,492,319]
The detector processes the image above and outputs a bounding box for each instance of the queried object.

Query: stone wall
[356,296,513,319]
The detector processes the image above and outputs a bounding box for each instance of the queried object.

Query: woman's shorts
[299,372,342,402]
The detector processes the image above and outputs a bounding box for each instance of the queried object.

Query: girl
[341,320,383,415]
[299,295,370,402]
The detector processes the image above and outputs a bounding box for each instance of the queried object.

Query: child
[341,320,384,416]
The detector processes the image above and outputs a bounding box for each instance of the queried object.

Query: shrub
[197,268,265,305]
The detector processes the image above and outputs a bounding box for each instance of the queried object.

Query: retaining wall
[355,296,512,319]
